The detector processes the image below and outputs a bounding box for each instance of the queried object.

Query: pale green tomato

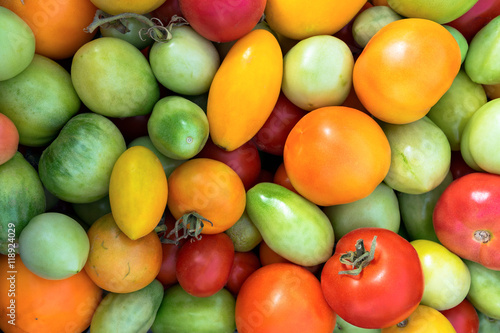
[282,35,354,111]
[352,6,403,48]
[224,210,262,252]
[149,25,220,95]
[19,212,90,280]
[465,260,500,320]
[460,98,500,173]
[323,182,400,240]
[411,239,471,311]
[427,69,487,150]
[381,116,451,194]
[443,25,469,64]
[478,310,500,332]
[0,7,35,81]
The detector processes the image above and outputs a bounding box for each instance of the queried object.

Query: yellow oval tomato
[90,0,166,15]
[265,0,368,40]
[207,29,282,151]
[353,18,461,124]
[109,146,168,240]
[382,305,456,333]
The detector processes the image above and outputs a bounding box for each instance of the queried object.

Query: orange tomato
[272,162,298,194]
[167,158,246,234]
[353,18,461,124]
[264,0,368,40]
[0,0,98,60]
[84,213,162,293]
[109,146,168,240]
[207,29,282,151]
[0,255,102,333]
[284,106,391,206]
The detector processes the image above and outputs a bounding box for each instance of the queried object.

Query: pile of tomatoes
[1,0,500,332]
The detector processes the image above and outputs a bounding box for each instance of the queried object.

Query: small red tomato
[273,162,298,194]
[440,298,480,333]
[225,251,261,295]
[176,233,235,297]
[0,113,19,165]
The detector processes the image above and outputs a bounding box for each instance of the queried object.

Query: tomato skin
[321,228,424,329]
[225,251,261,296]
[235,263,336,333]
[382,305,457,333]
[90,0,166,15]
[450,150,476,179]
[0,113,19,165]
[433,172,500,270]
[0,0,98,60]
[440,299,480,333]
[447,0,500,42]
[176,233,235,297]
[272,162,298,194]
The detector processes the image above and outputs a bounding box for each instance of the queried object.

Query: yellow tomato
[207,29,282,151]
[109,146,168,240]
[90,0,166,15]
[265,0,368,40]
[382,305,456,333]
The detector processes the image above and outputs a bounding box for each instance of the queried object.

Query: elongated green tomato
[0,54,81,146]
[411,239,471,311]
[246,182,334,266]
[150,25,220,95]
[147,96,209,160]
[19,212,90,280]
[0,7,35,81]
[207,29,282,151]
[0,152,45,254]
[90,279,164,333]
[464,260,500,320]
[109,146,168,240]
[71,37,160,118]
[39,113,127,203]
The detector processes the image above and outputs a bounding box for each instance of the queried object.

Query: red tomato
[235,263,336,333]
[252,92,307,156]
[433,172,500,270]
[440,299,480,333]
[178,0,266,42]
[195,138,261,190]
[272,162,298,194]
[321,227,424,329]
[151,0,183,25]
[0,113,19,165]
[447,0,500,42]
[225,251,261,295]
[176,233,235,297]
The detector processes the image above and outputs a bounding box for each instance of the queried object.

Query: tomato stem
[159,212,213,245]
[338,236,377,276]
[84,10,188,43]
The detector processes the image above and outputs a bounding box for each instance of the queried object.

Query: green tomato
[464,15,500,85]
[334,315,381,333]
[38,113,126,203]
[460,98,500,173]
[381,116,451,194]
[71,37,160,117]
[465,260,500,320]
[443,25,469,64]
[352,6,403,48]
[72,195,112,226]
[148,96,209,160]
[0,54,81,146]
[323,182,400,240]
[19,212,90,280]
[151,285,236,333]
[411,239,471,311]
[149,25,220,95]
[478,310,500,333]
[128,136,185,178]
[99,15,154,50]
[427,69,487,150]
[282,35,354,111]
[397,171,453,243]
[224,210,263,252]
[0,7,35,81]
[246,182,335,266]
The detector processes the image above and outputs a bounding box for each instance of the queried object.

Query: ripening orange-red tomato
[167,158,246,234]
[284,106,391,206]
[0,255,102,333]
[353,18,462,124]
[0,0,98,60]
[265,0,368,40]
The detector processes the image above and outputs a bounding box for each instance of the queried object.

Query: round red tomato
[440,298,480,333]
[178,0,266,42]
[225,251,261,295]
[433,172,500,270]
[176,232,235,297]
[235,263,336,333]
[321,227,424,329]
